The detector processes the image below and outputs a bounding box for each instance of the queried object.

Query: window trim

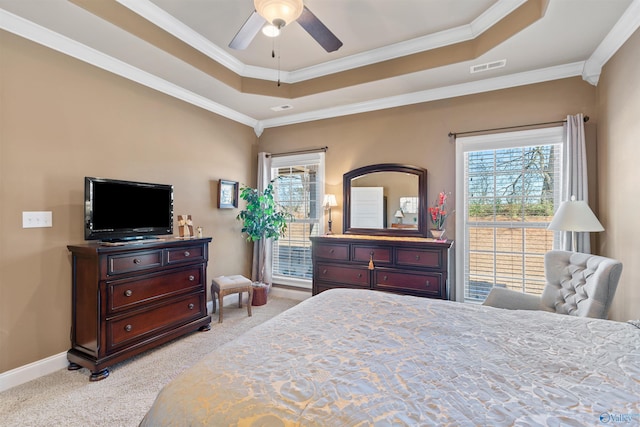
[454,126,565,302]
[270,151,325,288]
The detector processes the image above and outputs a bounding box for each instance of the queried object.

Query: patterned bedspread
[140,288,640,426]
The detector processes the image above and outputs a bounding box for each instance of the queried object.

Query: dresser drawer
[352,245,392,265]
[107,293,205,351]
[374,269,443,297]
[166,245,205,265]
[396,248,442,269]
[108,250,162,275]
[316,263,369,287]
[108,267,202,313]
[314,243,349,261]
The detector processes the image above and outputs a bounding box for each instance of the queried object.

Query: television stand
[67,237,212,380]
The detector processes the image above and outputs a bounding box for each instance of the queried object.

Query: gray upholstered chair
[482,250,622,319]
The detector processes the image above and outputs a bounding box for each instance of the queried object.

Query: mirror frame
[343,163,428,237]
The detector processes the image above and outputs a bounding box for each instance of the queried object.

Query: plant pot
[431,229,446,240]
[251,284,268,306]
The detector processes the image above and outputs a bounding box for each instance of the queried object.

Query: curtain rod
[266,146,328,158]
[448,116,589,139]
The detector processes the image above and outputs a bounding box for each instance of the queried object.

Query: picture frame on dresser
[218,179,238,209]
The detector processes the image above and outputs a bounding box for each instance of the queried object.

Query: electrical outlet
[22,211,53,228]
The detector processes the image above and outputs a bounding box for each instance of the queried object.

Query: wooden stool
[211,275,253,323]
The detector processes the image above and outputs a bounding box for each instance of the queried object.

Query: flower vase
[431,229,446,241]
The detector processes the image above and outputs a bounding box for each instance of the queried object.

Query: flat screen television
[84,177,174,242]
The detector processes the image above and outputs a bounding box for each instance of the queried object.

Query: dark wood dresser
[67,237,212,380]
[311,235,454,300]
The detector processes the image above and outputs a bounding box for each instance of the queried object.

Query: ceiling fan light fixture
[254,0,304,28]
[262,24,281,37]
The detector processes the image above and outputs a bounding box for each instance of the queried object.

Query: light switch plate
[22,211,53,228]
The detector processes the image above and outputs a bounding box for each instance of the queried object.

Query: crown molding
[0,9,258,129]
[288,0,526,83]
[257,62,585,130]
[8,3,632,138]
[582,0,640,85]
[1,7,586,137]
[118,0,526,84]
[116,0,245,73]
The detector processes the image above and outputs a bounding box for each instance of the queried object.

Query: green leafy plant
[236,182,290,284]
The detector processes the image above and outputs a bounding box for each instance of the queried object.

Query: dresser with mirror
[311,164,454,300]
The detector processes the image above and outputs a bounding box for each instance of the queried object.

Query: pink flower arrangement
[428,191,452,230]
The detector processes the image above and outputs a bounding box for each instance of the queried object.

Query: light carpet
[0,297,299,427]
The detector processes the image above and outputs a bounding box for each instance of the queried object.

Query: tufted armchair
[482,250,623,319]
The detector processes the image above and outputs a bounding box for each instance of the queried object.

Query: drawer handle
[188,275,195,281]
[329,248,334,254]
[425,280,430,287]
[188,303,195,310]
[184,251,190,257]
[124,290,133,297]
[124,324,132,332]
[383,275,388,281]
[133,258,141,265]
[415,255,420,260]
[322,269,327,274]
[357,273,362,278]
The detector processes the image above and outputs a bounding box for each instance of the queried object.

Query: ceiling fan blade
[229,11,266,50]
[297,6,343,53]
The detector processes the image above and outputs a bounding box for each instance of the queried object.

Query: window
[270,152,325,289]
[455,127,564,302]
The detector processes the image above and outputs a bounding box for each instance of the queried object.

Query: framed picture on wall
[218,179,238,209]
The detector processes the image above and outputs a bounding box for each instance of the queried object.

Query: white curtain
[252,152,273,284]
[562,113,591,253]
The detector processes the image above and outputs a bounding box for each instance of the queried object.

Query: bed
[140,288,640,426]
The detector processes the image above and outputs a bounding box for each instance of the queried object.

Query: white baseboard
[270,286,311,301]
[1,289,309,393]
[0,351,68,393]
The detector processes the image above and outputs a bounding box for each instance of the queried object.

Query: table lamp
[394,209,404,224]
[547,195,604,252]
[323,194,338,234]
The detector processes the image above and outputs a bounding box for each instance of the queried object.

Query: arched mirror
[343,164,428,237]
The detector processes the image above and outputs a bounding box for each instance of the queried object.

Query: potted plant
[428,191,453,241]
[236,181,289,305]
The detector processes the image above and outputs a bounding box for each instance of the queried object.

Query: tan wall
[5,24,636,375]
[0,32,256,373]
[596,27,640,321]
[259,77,598,246]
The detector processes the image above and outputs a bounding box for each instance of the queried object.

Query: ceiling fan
[229,0,343,53]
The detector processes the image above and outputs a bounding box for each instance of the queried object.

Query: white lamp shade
[254,0,304,27]
[394,210,404,218]
[548,198,604,232]
[323,194,338,208]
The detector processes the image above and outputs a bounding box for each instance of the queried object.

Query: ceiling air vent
[470,59,507,74]
[270,104,294,112]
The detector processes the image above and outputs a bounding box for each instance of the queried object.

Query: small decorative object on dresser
[428,191,453,241]
[66,238,212,381]
[431,229,445,240]
[177,214,194,237]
